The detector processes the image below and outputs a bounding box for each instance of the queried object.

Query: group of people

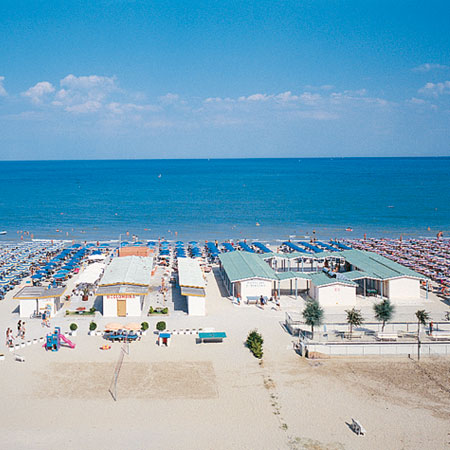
[5,320,27,347]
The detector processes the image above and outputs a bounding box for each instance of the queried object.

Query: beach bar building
[219,251,278,299]
[177,258,206,316]
[96,256,153,317]
[14,286,66,318]
[338,249,427,301]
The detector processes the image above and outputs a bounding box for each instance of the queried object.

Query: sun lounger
[351,418,366,436]
[428,332,450,341]
[376,332,398,341]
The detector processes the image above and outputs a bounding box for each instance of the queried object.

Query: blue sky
[0,0,449,160]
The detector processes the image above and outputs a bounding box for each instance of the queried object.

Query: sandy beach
[1,267,449,450]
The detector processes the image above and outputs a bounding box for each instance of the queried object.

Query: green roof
[340,249,426,280]
[276,271,312,281]
[344,270,370,280]
[219,251,278,282]
[309,272,357,287]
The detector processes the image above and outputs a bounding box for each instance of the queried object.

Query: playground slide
[59,334,76,349]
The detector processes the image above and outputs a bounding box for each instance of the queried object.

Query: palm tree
[345,308,364,338]
[415,309,430,361]
[302,300,324,339]
[373,299,395,332]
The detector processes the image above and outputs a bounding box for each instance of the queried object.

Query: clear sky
[0,0,449,160]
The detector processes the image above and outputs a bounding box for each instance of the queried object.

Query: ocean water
[0,158,449,242]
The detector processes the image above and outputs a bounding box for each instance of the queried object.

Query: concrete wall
[187,296,206,316]
[239,278,273,299]
[386,277,420,300]
[303,341,450,356]
[311,283,356,307]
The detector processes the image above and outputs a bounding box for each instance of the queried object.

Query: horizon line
[1,155,450,163]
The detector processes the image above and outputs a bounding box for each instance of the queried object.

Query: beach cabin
[177,258,206,316]
[14,286,66,318]
[339,249,427,301]
[219,251,278,300]
[308,272,357,306]
[96,256,153,317]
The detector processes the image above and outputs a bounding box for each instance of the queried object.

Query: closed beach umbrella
[105,322,123,331]
[124,323,141,331]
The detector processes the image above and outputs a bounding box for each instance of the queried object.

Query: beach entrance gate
[117,300,126,317]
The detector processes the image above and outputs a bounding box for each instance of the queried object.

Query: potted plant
[156,321,166,332]
[70,323,78,336]
[89,321,97,335]
[82,286,90,302]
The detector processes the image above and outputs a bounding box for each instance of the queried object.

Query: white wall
[126,296,142,316]
[387,277,420,300]
[20,298,58,318]
[20,300,38,318]
[102,296,117,317]
[312,283,356,307]
[239,278,273,299]
[187,296,206,316]
[102,295,142,317]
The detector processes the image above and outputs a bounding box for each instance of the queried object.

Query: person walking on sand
[20,322,26,340]
[260,295,265,309]
[17,320,22,338]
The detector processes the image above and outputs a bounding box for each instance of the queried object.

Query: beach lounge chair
[428,331,450,341]
[350,418,366,436]
[376,332,398,341]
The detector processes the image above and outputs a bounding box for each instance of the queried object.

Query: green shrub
[69,323,78,331]
[156,321,166,331]
[141,321,149,331]
[246,329,264,359]
[89,321,97,331]
[149,306,154,314]
[162,307,168,314]
[89,306,96,314]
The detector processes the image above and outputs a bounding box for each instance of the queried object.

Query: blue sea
[0,158,449,242]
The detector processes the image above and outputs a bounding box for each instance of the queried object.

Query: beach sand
[0,271,449,449]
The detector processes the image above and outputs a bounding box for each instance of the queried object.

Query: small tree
[302,300,324,339]
[415,309,430,361]
[246,329,264,359]
[156,321,166,331]
[141,321,149,331]
[69,323,78,331]
[373,299,395,332]
[89,321,97,331]
[345,307,364,338]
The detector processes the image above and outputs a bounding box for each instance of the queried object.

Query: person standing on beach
[21,322,26,340]
[6,328,14,347]
[17,320,22,337]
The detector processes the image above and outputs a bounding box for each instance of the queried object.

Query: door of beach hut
[117,300,126,317]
